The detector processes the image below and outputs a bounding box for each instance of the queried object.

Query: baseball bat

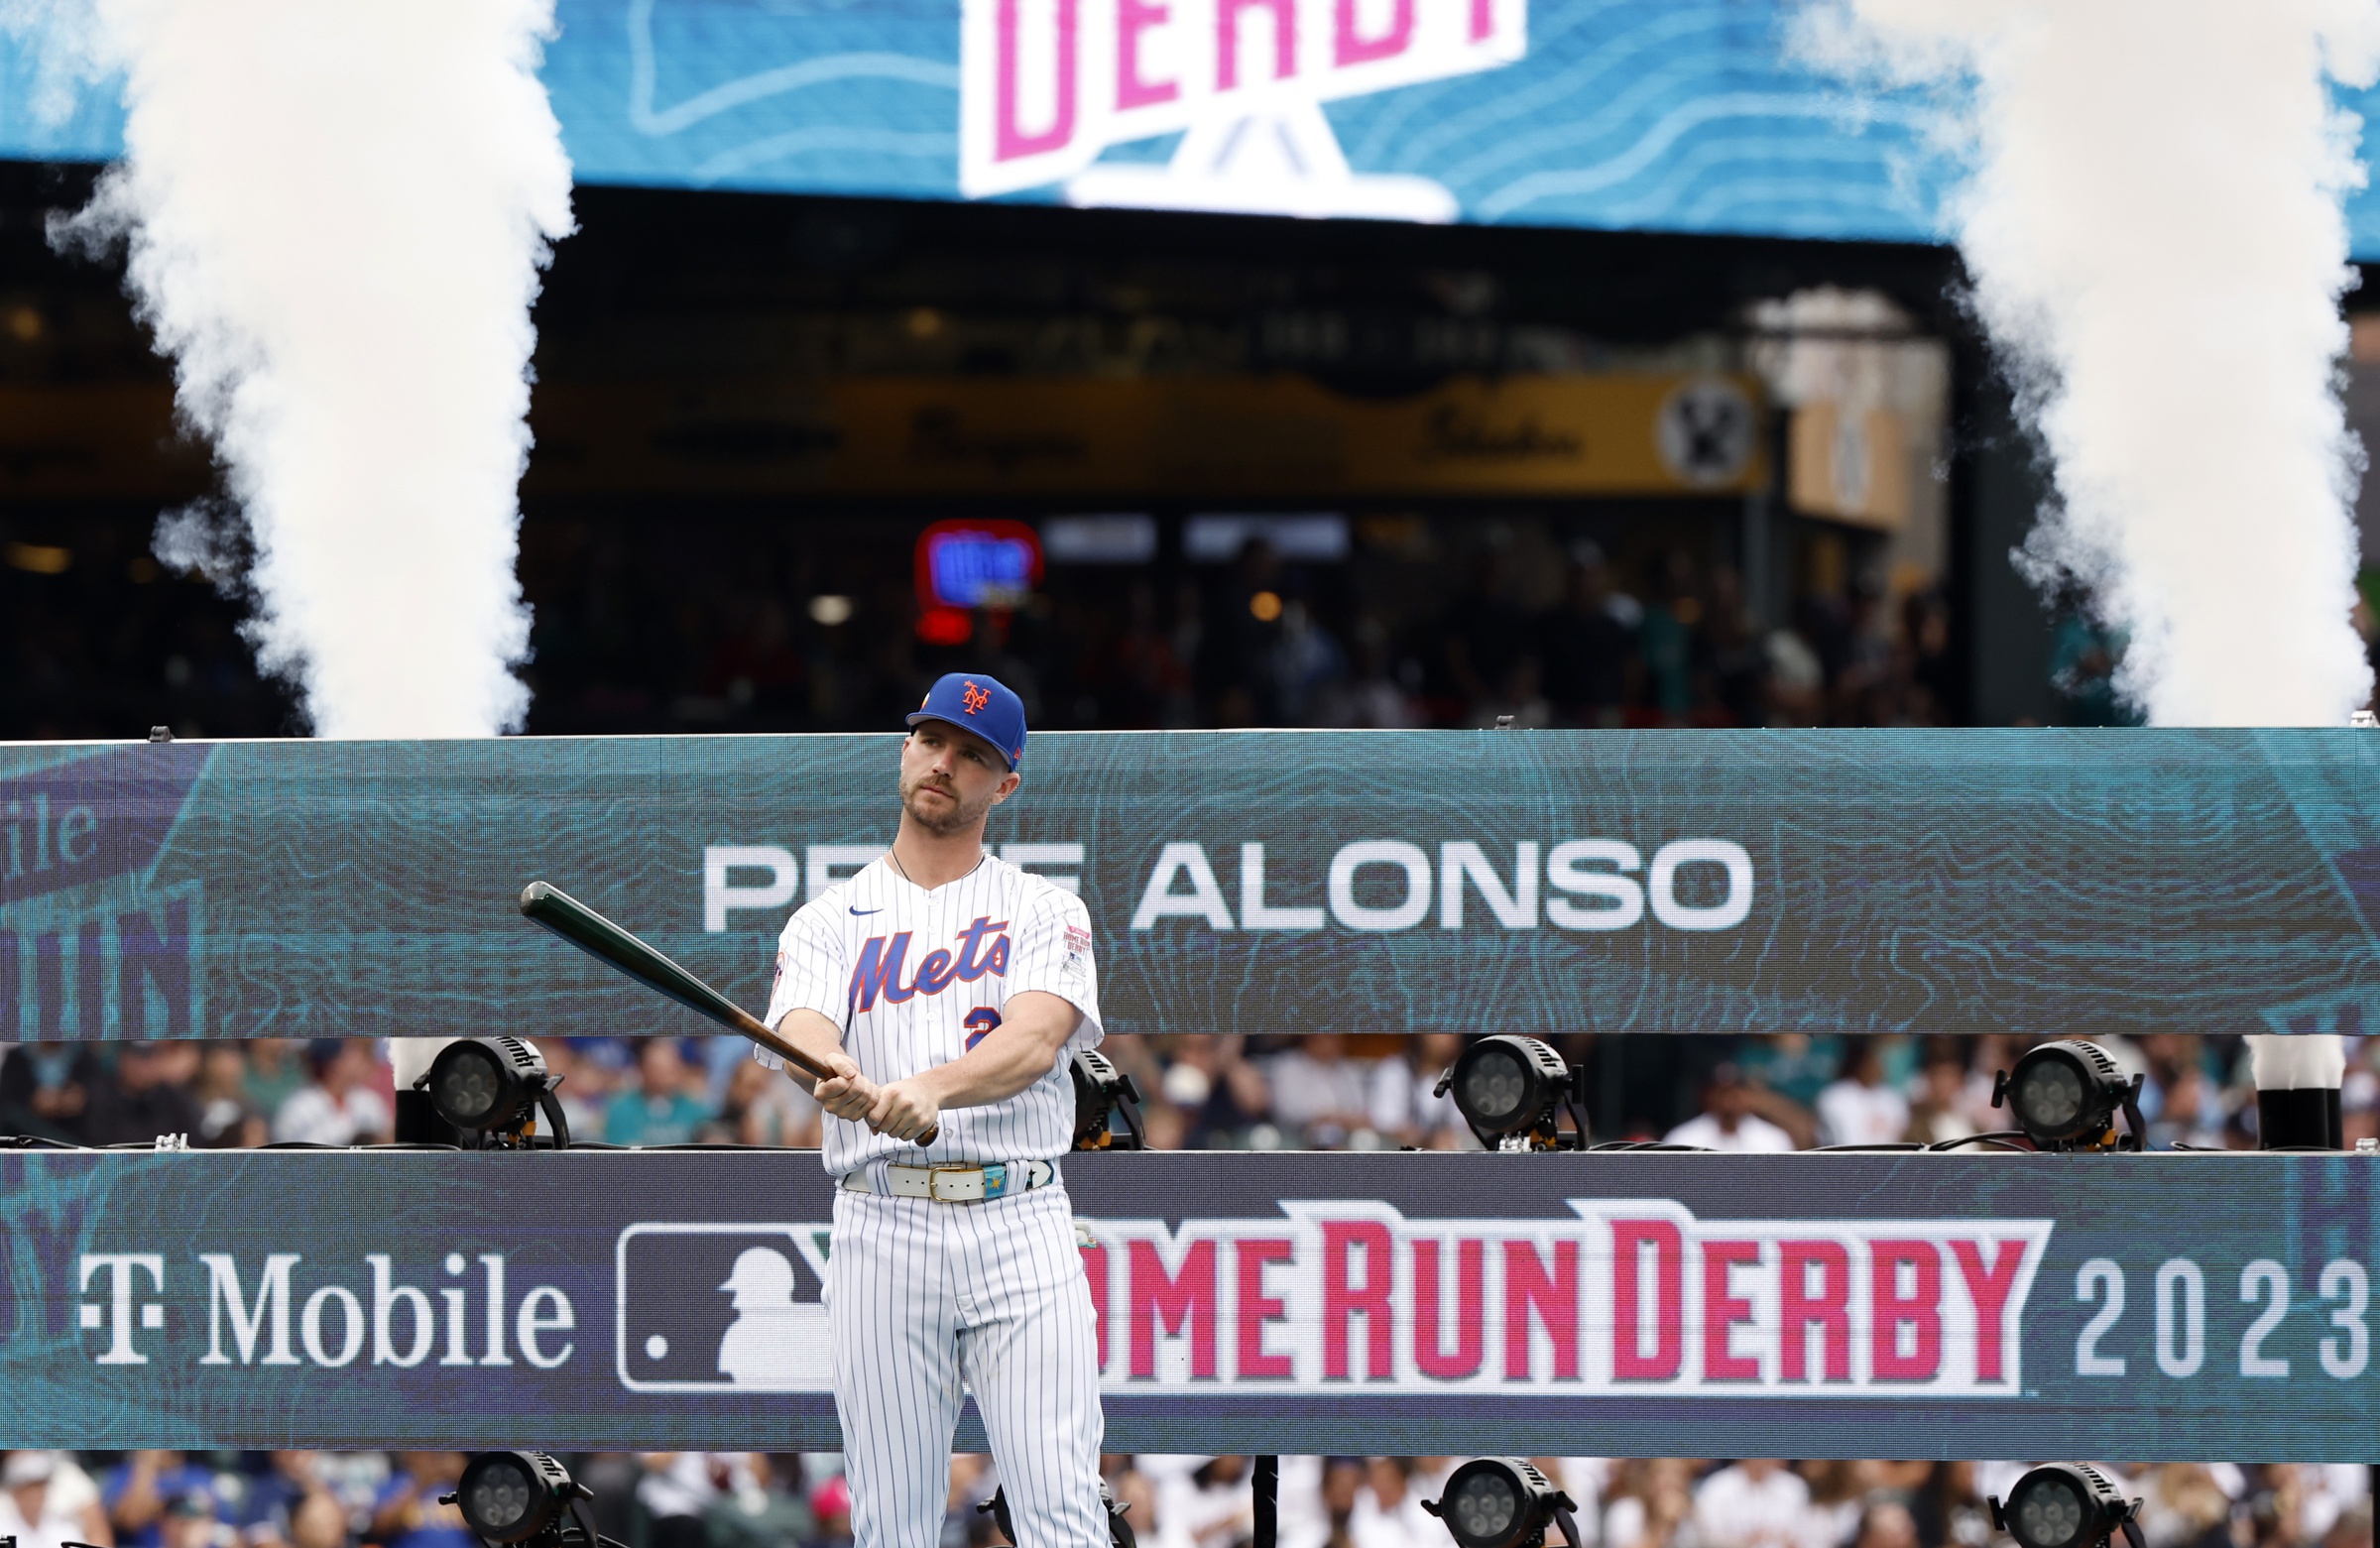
[518,881,935,1144]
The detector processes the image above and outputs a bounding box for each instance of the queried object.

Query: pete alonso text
[705,839,1755,934]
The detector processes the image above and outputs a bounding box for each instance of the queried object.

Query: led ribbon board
[4,733,2380,1042]
[4,1150,2373,1458]
[2,730,2377,1041]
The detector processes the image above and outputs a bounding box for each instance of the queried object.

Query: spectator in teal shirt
[605,1039,712,1146]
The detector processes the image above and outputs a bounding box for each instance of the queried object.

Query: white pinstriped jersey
[758,852,1103,1175]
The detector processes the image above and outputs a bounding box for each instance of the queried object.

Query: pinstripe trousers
[828,1177,1107,1548]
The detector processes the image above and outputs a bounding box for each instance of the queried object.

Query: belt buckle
[928,1164,987,1203]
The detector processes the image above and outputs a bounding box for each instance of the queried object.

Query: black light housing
[1070,1048,1147,1150]
[420,1037,571,1149]
[1992,1039,2144,1151]
[979,1477,1136,1548]
[1423,1459,1581,1548]
[1434,1036,1588,1150]
[1989,1465,2144,1548]
[448,1453,587,1547]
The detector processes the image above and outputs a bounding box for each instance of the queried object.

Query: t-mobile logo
[80,1253,167,1364]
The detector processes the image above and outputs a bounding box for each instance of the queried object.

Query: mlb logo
[615,1223,834,1393]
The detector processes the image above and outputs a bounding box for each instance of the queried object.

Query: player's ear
[993,771,1021,803]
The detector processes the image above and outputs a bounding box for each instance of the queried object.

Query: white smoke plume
[13,0,573,736]
[1802,0,2380,726]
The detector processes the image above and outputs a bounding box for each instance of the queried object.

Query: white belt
[842,1159,1056,1204]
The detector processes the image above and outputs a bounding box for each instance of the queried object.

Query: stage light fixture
[1423,1459,1581,1548]
[979,1478,1136,1548]
[420,1037,570,1149]
[1989,1465,2143,1548]
[1434,1036,1589,1150]
[1992,1039,2144,1151]
[1070,1048,1148,1150]
[446,1453,607,1548]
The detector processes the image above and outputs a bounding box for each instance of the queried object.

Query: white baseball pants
[828,1177,1107,1548]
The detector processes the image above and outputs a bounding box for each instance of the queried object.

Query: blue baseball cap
[906,672,1027,770]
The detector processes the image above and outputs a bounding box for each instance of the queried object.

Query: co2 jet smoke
[18,0,574,735]
[1806,0,2380,726]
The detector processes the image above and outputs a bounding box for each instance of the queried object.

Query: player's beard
[900,771,996,836]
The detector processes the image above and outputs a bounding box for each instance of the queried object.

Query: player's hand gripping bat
[519,881,936,1145]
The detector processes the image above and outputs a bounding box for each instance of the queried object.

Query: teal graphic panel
[2,729,2377,1040]
[10,2,2380,255]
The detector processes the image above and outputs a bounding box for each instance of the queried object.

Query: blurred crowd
[2,512,1974,741]
[54,504,2380,743]
[525,534,1967,741]
[4,1030,2374,1154]
[0,1452,2366,1548]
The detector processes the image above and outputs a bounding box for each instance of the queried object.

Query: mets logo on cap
[906,671,1028,770]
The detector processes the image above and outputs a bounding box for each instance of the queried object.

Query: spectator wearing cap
[367,1454,473,1548]
[1814,1038,1909,1147]
[191,1045,267,1149]
[105,1455,218,1548]
[1904,1054,1978,1146]
[239,1041,309,1126]
[605,1040,713,1146]
[3,1451,115,1548]
[79,1043,204,1147]
[271,1041,391,1146]
[0,1044,101,1142]
[162,1483,229,1548]
[229,1454,323,1548]
[1663,1065,1796,1153]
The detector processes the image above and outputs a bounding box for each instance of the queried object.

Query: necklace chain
[886,846,988,888]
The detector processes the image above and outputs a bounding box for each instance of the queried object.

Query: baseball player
[753,670,1108,1548]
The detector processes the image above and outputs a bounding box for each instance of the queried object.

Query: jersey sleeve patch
[1006,886,1102,1045]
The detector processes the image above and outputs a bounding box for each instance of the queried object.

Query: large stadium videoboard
[11,1,2380,253]
[3,1148,2374,1458]
[1,729,2377,1042]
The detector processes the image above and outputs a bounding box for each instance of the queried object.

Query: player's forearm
[915,1025,1069,1111]
[770,1009,853,1095]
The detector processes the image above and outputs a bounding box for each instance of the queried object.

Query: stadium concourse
[0,1450,2367,1548]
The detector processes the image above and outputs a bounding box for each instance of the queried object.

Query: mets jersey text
[758,853,1102,1174]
